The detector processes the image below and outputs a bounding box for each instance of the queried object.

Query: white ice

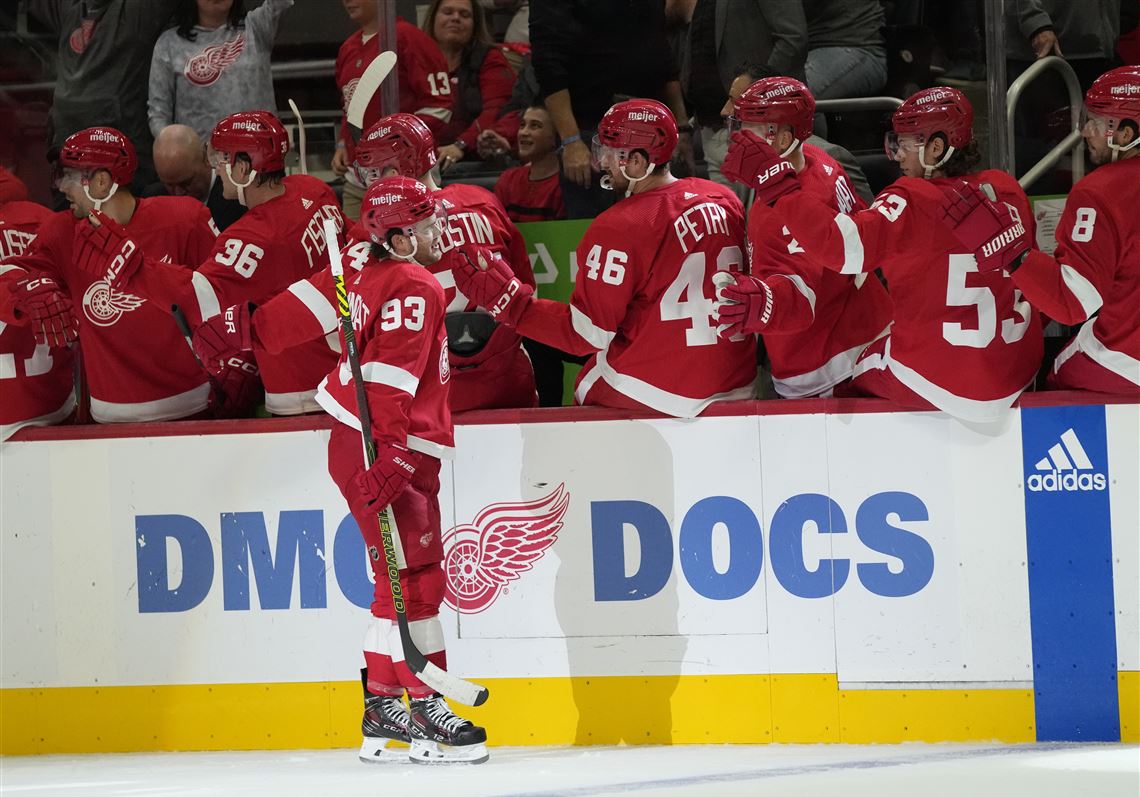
[1,743,1137,797]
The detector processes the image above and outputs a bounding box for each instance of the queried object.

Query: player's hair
[423,0,493,50]
[232,152,285,186]
[176,0,247,41]
[734,61,777,84]
[936,136,981,177]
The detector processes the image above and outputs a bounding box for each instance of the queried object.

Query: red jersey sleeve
[746,207,819,335]
[454,48,515,151]
[397,19,453,135]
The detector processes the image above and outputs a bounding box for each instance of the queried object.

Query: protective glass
[1081,108,1112,136]
[52,167,88,192]
[206,145,234,169]
[884,130,924,161]
[408,202,449,248]
[590,135,626,172]
[352,160,400,187]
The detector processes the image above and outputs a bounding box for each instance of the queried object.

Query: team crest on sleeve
[439,345,451,384]
[185,34,246,86]
[442,485,570,613]
[82,280,146,326]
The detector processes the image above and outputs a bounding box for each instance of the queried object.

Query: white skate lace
[425,697,467,735]
[381,698,409,730]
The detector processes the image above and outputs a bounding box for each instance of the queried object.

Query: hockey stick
[322,218,490,708]
[171,304,228,406]
[346,50,398,144]
[287,99,308,175]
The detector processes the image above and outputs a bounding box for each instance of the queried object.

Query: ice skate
[408,694,489,764]
[359,694,411,764]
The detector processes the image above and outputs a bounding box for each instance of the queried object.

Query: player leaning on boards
[317,176,488,765]
[453,99,758,418]
[964,65,1138,394]
[72,111,345,417]
[712,76,892,399]
[722,86,1041,423]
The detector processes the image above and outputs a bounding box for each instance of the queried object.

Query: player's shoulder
[32,208,78,239]
[0,200,54,229]
[285,174,338,204]
[967,168,1027,204]
[1071,158,1140,205]
[376,258,446,304]
[440,181,499,210]
[136,195,212,227]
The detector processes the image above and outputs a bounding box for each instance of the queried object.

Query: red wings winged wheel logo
[443,484,570,613]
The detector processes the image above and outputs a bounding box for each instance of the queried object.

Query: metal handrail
[1006,55,1085,190]
[816,97,904,113]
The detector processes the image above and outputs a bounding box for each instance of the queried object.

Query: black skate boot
[359,670,411,764]
[408,693,489,764]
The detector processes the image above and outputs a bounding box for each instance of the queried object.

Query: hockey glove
[354,442,418,511]
[193,303,254,371]
[713,272,774,339]
[73,209,143,289]
[210,354,263,419]
[940,182,1030,272]
[7,275,79,347]
[454,247,534,327]
[721,131,801,206]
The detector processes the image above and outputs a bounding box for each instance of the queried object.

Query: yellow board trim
[0,674,1051,755]
[1121,671,1139,743]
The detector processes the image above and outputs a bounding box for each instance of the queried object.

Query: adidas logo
[683,191,698,199]
[1027,428,1107,492]
[302,197,313,209]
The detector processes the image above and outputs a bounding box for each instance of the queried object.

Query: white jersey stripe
[1059,264,1103,318]
[356,361,420,396]
[190,271,222,321]
[770,273,817,313]
[287,279,339,335]
[834,213,865,275]
[570,305,616,350]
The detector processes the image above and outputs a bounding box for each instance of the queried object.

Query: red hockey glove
[210,354,262,419]
[354,442,418,511]
[940,182,1030,272]
[7,275,79,347]
[73,209,143,289]
[453,247,534,327]
[712,272,773,339]
[721,131,801,206]
[192,303,254,371]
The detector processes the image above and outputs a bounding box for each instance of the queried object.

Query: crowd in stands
[1,0,1138,441]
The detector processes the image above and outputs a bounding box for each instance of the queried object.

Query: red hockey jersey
[4,198,215,423]
[316,251,453,460]
[494,165,566,223]
[752,145,892,397]
[125,175,345,415]
[0,201,75,437]
[777,169,1043,421]
[1014,157,1140,389]
[517,178,758,417]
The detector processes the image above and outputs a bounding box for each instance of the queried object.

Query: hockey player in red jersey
[964,66,1139,394]
[725,87,1040,422]
[0,196,76,438]
[319,176,488,765]
[713,77,892,398]
[452,99,757,417]
[1,127,218,423]
[72,112,345,416]
[193,113,537,412]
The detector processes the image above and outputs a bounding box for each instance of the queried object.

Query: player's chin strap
[1108,127,1140,162]
[225,162,258,207]
[376,228,423,262]
[779,137,803,160]
[606,161,657,196]
[83,181,119,212]
[920,141,955,179]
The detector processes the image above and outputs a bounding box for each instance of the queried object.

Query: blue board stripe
[1021,404,1119,741]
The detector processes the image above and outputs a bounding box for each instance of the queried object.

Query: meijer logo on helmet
[89,130,120,143]
[627,111,659,122]
[916,89,952,104]
[763,84,797,99]
[233,120,262,132]
[1109,84,1140,96]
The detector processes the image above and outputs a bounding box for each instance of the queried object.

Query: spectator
[29,0,181,192]
[479,0,530,70]
[143,124,245,231]
[1007,0,1122,90]
[0,189,76,440]
[530,0,697,218]
[475,54,541,161]
[424,0,516,171]
[333,0,452,220]
[492,105,564,222]
[720,62,874,204]
[802,0,887,99]
[1,127,218,423]
[148,0,295,141]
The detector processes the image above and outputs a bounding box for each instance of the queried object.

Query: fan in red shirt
[318,176,488,765]
[193,113,537,413]
[71,112,344,417]
[1,127,218,424]
[453,99,758,418]
[332,0,453,218]
[493,105,565,223]
[712,77,892,398]
[724,87,1041,422]
[0,195,76,439]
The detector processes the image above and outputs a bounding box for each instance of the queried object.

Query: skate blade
[408,739,489,765]
[359,735,411,764]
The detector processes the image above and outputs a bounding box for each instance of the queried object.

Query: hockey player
[0,195,76,439]
[192,113,537,413]
[1,127,217,423]
[452,99,757,417]
[713,77,892,398]
[319,176,487,765]
[964,66,1138,393]
[724,87,1040,422]
[72,111,345,416]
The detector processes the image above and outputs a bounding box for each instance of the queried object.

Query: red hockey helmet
[730,77,815,143]
[209,111,289,173]
[361,176,441,242]
[596,99,678,166]
[890,86,974,149]
[58,126,137,185]
[1084,66,1140,159]
[355,113,438,183]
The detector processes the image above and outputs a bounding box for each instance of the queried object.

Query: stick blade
[346,50,398,138]
[416,661,490,707]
